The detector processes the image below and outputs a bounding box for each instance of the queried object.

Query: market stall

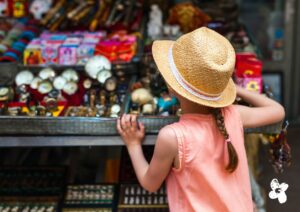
[0,0,292,211]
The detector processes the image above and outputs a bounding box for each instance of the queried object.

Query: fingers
[131,114,137,130]
[116,117,124,135]
[138,121,145,133]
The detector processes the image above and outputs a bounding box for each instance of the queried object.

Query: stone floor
[259,126,300,212]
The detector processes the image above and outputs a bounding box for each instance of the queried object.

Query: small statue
[147,4,163,40]
[30,0,53,20]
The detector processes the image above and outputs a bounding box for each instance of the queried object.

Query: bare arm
[117,114,177,192]
[234,86,285,128]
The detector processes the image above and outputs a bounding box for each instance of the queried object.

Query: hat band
[168,46,222,101]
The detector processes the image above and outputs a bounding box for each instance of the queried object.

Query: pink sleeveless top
[166,106,252,212]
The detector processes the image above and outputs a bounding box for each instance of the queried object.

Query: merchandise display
[23,30,138,66]
[0,202,57,212]
[0,1,290,211]
[118,184,168,211]
[0,166,66,196]
[63,184,116,211]
[0,19,39,62]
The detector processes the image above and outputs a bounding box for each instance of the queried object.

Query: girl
[117,27,285,212]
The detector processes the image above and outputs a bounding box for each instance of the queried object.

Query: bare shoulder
[155,125,178,156]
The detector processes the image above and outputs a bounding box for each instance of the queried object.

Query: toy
[131,88,153,105]
[147,4,163,40]
[30,0,52,20]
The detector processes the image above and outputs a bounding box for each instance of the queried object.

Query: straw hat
[152,27,236,108]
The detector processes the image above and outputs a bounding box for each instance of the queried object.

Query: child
[117,27,285,212]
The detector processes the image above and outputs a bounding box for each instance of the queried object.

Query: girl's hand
[117,114,145,147]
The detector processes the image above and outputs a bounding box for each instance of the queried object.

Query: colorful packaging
[235,53,263,93]
[41,39,64,65]
[23,39,42,65]
[59,37,82,65]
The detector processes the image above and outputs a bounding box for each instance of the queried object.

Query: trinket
[39,68,56,80]
[15,70,34,86]
[30,77,42,89]
[63,81,78,95]
[131,88,153,105]
[38,81,53,94]
[53,76,67,90]
[105,77,117,92]
[62,69,79,82]
[85,55,111,79]
[97,69,112,84]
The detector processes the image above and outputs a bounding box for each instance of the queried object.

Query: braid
[213,108,239,173]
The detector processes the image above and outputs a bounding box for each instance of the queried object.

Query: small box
[41,39,64,65]
[77,43,96,63]
[23,39,42,65]
[59,37,82,65]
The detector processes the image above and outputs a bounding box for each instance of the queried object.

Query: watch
[39,68,56,80]
[97,69,112,84]
[111,104,121,114]
[63,81,78,95]
[30,77,42,89]
[104,77,117,92]
[83,78,92,89]
[85,55,112,79]
[15,70,34,86]
[62,69,79,82]
[38,81,53,94]
[53,76,67,90]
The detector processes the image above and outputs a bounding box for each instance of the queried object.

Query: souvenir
[0,87,12,101]
[53,76,67,90]
[38,81,53,94]
[104,77,117,92]
[0,0,8,17]
[111,104,121,115]
[131,88,153,105]
[99,90,106,105]
[97,69,112,84]
[142,103,154,115]
[30,77,42,89]
[147,4,163,40]
[85,55,111,79]
[168,2,211,33]
[29,0,52,20]
[12,0,28,18]
[15,70,34,86]
[83,78,92,89]
[38,68,56,80]
[62,69,79,82]
[157,94,178,112]
[63,81,78,95]
[59,37,82,65]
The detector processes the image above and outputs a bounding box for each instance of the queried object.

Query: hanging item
[168,2,211,33]
[267,121,291,173]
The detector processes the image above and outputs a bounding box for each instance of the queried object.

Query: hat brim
[152,40,236,108]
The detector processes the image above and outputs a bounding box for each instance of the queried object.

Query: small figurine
[147,4,163,40]
[30,0,52,20]
[0,0,8,17]
[157,93,178,113]
[131,88,153,105]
